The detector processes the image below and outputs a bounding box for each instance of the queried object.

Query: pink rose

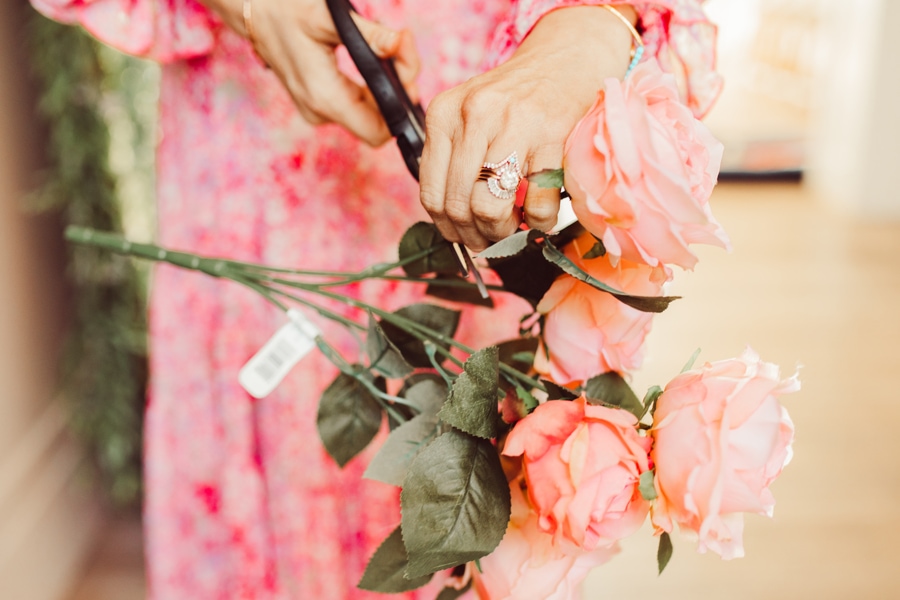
[563,59,730,270]
[503,397,651,551]
[534,232,668,385]
[473,484,618,600]
[650,348,799,559]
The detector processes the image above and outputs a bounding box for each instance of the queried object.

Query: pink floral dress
[31,0,719,597]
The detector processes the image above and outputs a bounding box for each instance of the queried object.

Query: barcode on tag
[239,311,320,399]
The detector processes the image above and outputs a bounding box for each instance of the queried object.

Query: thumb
[351,14,401,58]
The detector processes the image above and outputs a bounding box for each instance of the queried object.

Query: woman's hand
[202,0,420,146]
[419,5,637,251]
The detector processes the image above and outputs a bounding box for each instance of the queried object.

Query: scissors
[324,0,490,297]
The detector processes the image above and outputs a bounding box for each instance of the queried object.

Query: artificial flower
[564,59,729,270]
[534,232,667,385]
[650,347,799,559]
[472,484,617,600]
[503,397,651,551]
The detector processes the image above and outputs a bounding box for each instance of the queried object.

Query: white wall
[806,0,900,217]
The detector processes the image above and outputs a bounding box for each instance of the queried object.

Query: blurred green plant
[26,12,158,506]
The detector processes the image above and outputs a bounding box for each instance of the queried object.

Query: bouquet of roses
[67,60,799,599]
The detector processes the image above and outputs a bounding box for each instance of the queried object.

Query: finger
[307,9,400,54]
[445,131,491,250]
[293,46,392,146]
[420,111,460,243]
[523,146,563,232]
[352,14,402,57]
[352,22,421,104]
[470,144,525,244]
[392,30,421,104]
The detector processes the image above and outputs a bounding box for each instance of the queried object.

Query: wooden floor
[66,182,900,599]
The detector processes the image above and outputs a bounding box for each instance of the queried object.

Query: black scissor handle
[325,0,426,180]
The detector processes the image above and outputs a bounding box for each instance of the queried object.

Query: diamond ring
[477,152,523,200]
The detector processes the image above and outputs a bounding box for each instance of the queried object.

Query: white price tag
[550,194,578,234]
[239,309,321,399]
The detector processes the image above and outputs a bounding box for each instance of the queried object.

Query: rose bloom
[563,59,730,270]
[503,397,651,551]
[472,484,618,600]
[534,232,668,386]
[650,348,799,559]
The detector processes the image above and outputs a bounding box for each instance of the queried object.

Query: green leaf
[541,238,679,313]
[426,274,495,308]
[583,372,644,420]
[478,230,535,260]
[497,338,539,377]
[439,347,500,439]
[657,532,673,575]
[390,373,448,429]
[364,379,448,486]
[582,239,607,259]
[511,351,535,363]
[317,371,384,467]
[640,385,664,419]
[681,348,702,373]
[486,239,563,307]
[401,429,511,578]
[367,313,414,378]
[399,222,460,277]
[484,225,585,307]
[436,578,473,600]
[541,379,578,401]
[527,168,565,189]
[639,469,658,501]
[358,526,434,593]
[497,337,538,391]
[516,386,539,413]
[379,304,461,368]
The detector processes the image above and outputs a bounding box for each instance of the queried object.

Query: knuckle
[444,195,472,223]
[461,88,501,121]
[424,92,458,135]
[419,186,444,213]
[471,199,506,223]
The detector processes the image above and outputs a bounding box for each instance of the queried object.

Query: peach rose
[534,232,668,385]
[472,484,618,600]
[503,397,651,551]
[650,348,799,559]
[563,59,730,270]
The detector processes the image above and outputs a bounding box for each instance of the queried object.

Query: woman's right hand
[202,0,420,146]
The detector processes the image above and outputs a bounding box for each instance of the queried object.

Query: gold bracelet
[242,0,269,67]
[602,5,645,75]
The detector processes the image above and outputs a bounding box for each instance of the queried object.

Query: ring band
[477,152,522,200]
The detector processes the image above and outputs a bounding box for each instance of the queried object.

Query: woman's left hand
[419,5,637,251]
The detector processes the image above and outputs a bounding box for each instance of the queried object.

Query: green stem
[367,275,505,292]
[232,246,437,284]
[231,274,289,312]
[267,287,366,333]
[268,280,541,389]
[66,225,437,282]
[67,226,544,391]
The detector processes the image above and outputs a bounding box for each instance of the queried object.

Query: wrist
[518,5,637,78]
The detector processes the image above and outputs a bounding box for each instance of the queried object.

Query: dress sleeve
[30,0,221,63]
[484,0,722,118]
